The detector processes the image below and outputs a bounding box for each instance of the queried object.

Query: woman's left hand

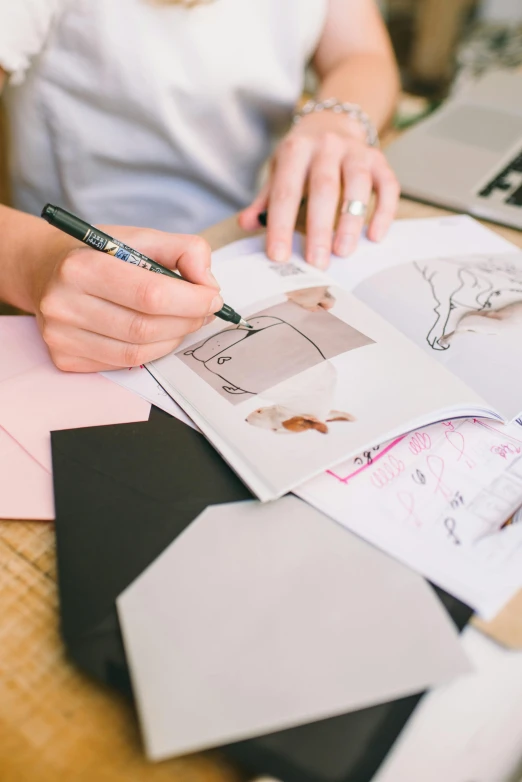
[239,111,400,269]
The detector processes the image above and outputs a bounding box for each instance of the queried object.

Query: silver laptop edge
[386,70,522,230]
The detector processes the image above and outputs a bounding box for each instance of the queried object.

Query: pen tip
[239,318,253,329]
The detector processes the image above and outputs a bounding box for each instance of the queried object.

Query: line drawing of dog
[245,362,355,435]
[440,300,522,346]
[414,255,522,350]
[183,314,326,396]
[181,287,337,397]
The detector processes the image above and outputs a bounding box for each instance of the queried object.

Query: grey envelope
[117,497,471,762]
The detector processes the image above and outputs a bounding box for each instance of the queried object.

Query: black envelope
[52,408,471,782]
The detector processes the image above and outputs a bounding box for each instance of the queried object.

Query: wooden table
[1,199,521,782]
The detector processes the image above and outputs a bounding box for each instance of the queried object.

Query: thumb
[168,235,220,290]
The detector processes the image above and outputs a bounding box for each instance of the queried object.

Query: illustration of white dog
[440,300,522,346]
[414,255,522,350]
[246,362,355,435]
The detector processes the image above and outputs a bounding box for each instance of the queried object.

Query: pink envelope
[0,315,50,381]
[0,317,150,519]
[0,361,151,473]
[0,427,54,520]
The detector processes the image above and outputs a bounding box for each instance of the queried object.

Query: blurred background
[386,0,522,92]
[383,0,522,126]
[2,0,522,207]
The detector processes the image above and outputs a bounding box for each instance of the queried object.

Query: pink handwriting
[426,454,451,499]
[491,443,521,459]
[408,431,431,456]
[473,418,522,446]
[445,430,475,469]
[370,455,405,489]
[397,491,422,527]
[327,437,405,484]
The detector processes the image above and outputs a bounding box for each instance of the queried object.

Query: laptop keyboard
[479,149,522,206]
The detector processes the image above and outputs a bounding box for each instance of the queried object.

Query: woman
[0,0,400,372]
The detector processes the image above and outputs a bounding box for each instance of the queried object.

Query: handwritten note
[298,417,522,618]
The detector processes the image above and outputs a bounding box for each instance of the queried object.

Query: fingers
[259,126,400,263]
[54,249,223,318]
[333,159,373,258]
[238,181,270,231]
[367,158,401,243]
[265,136,312,263]
[43,322,185,370]
[41,289,210,345]
[173,235,220,288]
[36,226,224,373]
[107,228,217,287]
[49,353,121,373]
[305,135,343,268]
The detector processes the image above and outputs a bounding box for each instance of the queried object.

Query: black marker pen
[258,197,307,227]
[41,204,252,329]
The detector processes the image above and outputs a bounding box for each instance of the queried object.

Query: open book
[148,221,522,501]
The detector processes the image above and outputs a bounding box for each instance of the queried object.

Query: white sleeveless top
[0,0,327,233]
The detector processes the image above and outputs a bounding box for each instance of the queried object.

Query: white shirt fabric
[0,0,328,233]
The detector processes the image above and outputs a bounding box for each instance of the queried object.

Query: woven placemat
[0,520,245,782]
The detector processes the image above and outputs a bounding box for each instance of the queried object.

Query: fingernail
[311,248,330,269]
[372,225,386,243]
[336,236,356,257]
[210,294,224,314]
[270,243,288,263]
[206,268,219,287]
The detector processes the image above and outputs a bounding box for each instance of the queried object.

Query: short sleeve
[297,0,329,62]
[0,0,66,84]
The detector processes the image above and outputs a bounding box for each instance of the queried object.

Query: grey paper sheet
[117,497,471,762]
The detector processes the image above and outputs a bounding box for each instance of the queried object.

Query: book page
[352,253,522,423]
[314,216,522,423]
[224,218,522,421]
[149,252,488,501]
[297,416,522,619]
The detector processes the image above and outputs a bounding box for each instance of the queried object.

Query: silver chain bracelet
[292,98,379,148]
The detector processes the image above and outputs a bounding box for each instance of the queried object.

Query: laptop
[386,70,522,230]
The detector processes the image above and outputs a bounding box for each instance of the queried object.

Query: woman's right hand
[31,227,223,372]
